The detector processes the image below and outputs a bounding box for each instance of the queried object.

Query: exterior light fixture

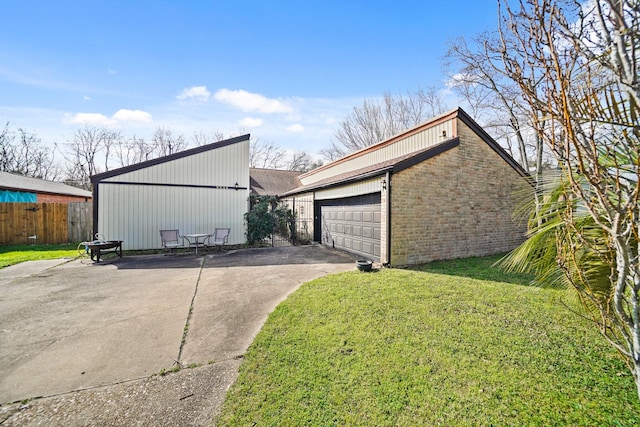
[234,182,239,190]
[381,179,387,190]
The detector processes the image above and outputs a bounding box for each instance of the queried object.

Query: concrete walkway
[0,245,356,425]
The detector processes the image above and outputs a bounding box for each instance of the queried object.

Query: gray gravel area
[0,360,241,426]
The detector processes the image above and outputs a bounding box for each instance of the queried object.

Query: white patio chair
[205,228,230,252]
[159,229,184,254]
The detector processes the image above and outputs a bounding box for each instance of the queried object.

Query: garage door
[316,194,381,261]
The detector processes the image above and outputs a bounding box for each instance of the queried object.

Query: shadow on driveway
[102,245,357,270]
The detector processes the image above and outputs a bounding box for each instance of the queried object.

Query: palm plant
[499,170,635,377]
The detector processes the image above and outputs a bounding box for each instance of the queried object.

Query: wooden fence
[0,202,93,245]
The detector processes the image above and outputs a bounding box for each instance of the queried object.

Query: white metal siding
[104,141,248,188]
[97,184,247,250]
[97,139,249,250]
[301,119,454,185]
[315,178,382,200]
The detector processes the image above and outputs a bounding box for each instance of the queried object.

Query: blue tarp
[0,190,37,202]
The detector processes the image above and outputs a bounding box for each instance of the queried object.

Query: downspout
[384,170,392,267]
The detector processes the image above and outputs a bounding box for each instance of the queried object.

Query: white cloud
[68,112,113,126]
[177,86,211,102]
[214,88,292,113]
[107,68,118,75]
[239,117,264,127]
[83,96,91,102]
[113,109,152,123]
[67,109,152,127]
[286,124,304,132]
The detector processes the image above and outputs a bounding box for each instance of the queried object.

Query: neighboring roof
[90,134,250,183]
[249,168,303,196]
[0,171,92,198]
[283,138,460,196]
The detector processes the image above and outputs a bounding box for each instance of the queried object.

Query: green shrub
[245,195,293,245]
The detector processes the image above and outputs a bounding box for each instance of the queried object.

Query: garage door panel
[319,194,381,261]
[362,241,374,254]
[362,227,374,239]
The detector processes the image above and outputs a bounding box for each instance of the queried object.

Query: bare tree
[287,151,323,172]
[113,135,153,167]
[64,126,120,189]
[152,126,187,157]
[446,35,536,170]
[445,31,554,220]
[249,137,287,169]
[0,122,59,179]
[496,0,640,398]
[0,122,12,173]
[192,130,225,146]
[321,87,448,160]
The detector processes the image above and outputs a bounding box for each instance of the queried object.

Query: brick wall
[389,118,531,266]
[36,193,91,203]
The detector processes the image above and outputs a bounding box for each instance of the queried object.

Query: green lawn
[0,243,79,268]
[217,256,640,426]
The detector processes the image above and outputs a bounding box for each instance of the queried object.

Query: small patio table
[183,233,209,256]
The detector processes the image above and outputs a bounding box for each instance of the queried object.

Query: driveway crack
[175,256,204,366]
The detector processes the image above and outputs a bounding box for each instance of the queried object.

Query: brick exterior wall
[389,118,530,266]
[36,193,91,203]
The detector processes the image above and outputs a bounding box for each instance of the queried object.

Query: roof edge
[456,109,529,178]
[282,169,390,197]
[0,185,92,198]
[283,138,461,197]
[91,134,250,182]
[299,108,461,179]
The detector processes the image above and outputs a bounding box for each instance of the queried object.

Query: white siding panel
[301,120,453,185]
[315,178,382,200]
[97,183,248,250]
[104,141,250,189]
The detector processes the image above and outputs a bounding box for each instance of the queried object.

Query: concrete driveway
[0,245,356,425]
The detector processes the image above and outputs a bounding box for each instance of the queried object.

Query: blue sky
[0,1,499,158]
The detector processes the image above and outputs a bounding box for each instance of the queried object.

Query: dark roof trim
[98,181,248,191]
[283,138,460,197]
[282,169,389,197]
[392,138,460,174]
[456,109,529,178]
[90,134,250,183]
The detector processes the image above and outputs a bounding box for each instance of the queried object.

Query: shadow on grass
[409,253,535,287]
